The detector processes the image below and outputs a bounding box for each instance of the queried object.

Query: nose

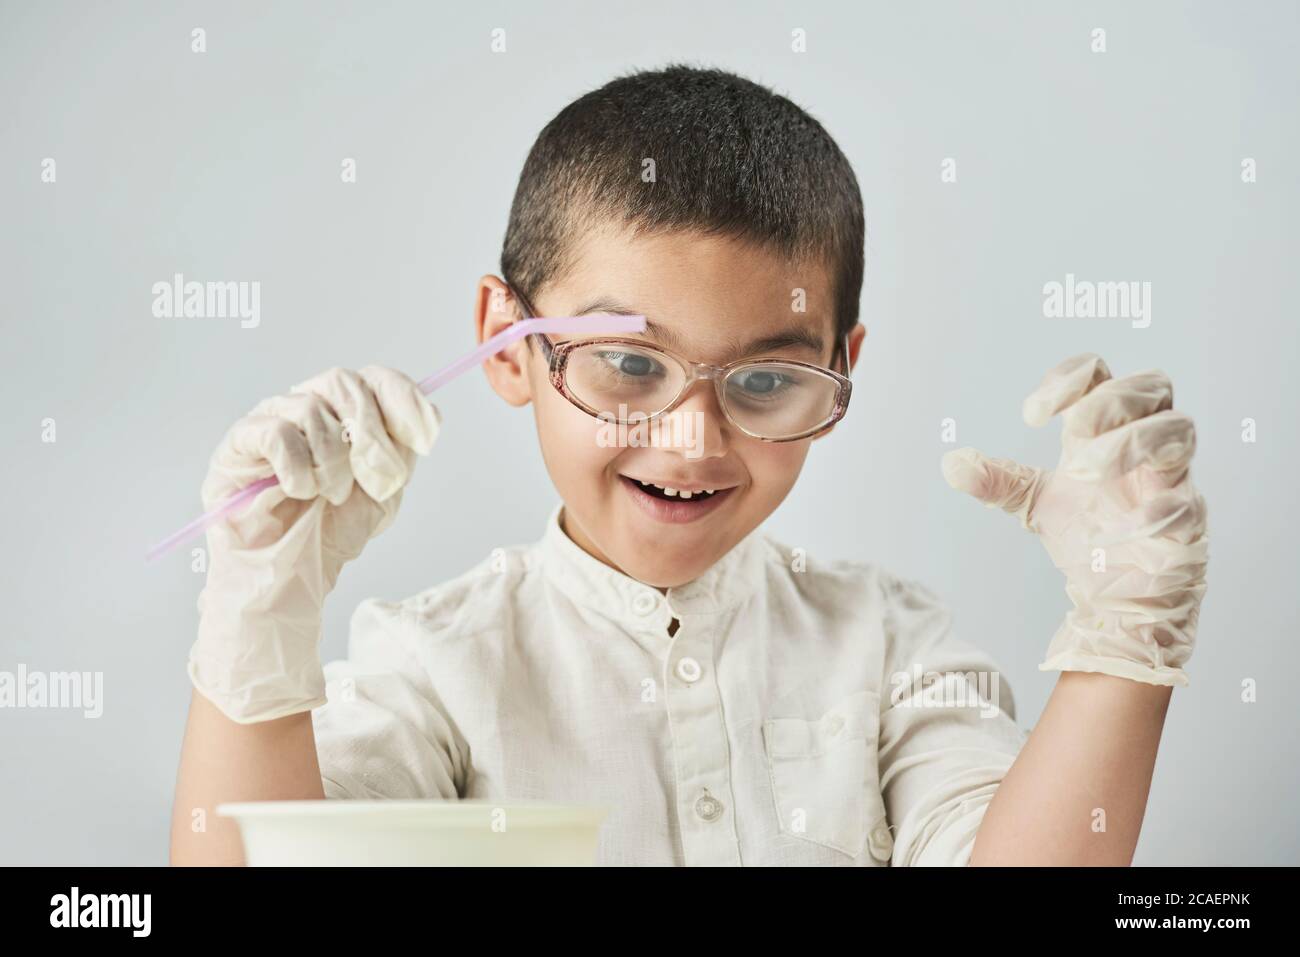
[662,381,729,460]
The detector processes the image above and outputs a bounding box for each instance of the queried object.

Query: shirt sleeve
[311,597,469,801]
[874,572,1027,866]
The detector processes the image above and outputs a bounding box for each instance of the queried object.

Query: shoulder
[349,538,544,644]
[753,530,960,662]
[754,531,947,618]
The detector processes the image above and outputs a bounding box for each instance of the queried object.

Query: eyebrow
[570,295,826,360]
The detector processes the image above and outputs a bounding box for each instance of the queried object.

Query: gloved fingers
[942,447,1046,527]
[201,442,267,510]
[357,366,442,456]
[320,443,415,565]
[1062,370,1173,439]
[252,394,354,506]
[290,367,409,503]
[1022,353,1112,428]
[212,414,320,501]
[1063,409,1196,482]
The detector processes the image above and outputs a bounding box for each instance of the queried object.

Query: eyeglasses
[507,285,853,442]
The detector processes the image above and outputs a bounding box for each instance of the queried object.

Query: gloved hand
[188,366,441,723]
[942,354,1207,687]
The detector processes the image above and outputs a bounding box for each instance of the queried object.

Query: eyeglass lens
[562,342,841,439]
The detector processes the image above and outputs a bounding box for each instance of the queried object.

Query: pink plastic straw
[146,314,646,561]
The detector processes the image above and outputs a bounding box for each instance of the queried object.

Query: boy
[170,66,1207,866]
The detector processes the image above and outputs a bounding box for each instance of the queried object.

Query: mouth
[619,475,737,524]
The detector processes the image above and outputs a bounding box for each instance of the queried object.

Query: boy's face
[479,222,864,589]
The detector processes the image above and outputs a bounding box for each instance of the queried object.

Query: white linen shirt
[312,504,1026,866]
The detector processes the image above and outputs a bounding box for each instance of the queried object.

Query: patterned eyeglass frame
[505,283,854,443]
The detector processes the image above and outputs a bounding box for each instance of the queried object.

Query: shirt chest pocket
[762,689,894,863]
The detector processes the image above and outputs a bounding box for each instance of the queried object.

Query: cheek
[743,441,811,499]
[532,383,624,488]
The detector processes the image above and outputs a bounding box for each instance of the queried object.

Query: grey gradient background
[2,0,1296,865]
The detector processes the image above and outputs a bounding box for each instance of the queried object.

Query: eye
[595,350,659,378]
[732,368,792,396]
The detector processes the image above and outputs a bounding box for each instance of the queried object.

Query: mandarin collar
[538,503,766,624]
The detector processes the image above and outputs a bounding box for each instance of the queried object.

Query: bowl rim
[216,799,612,828]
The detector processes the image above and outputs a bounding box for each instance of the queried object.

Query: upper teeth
[636,480,716,498]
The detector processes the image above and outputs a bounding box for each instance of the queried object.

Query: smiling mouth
[626,478,725,501]
[618,474,737,524]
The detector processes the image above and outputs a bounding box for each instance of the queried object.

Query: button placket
[663,618,741,866]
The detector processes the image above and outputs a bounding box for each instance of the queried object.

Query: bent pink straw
[146,314,646,562]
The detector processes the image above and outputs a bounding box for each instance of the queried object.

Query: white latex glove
[942,354,1207,687]
[188,366,441,723]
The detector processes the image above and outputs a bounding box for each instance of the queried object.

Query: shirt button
[675,656,702,684]
[694,791,724,823]
[868,822,894,861]
[822,713,845,737]
[631,592,658,616]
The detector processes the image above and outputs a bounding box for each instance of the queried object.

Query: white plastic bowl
[217,799,610,867]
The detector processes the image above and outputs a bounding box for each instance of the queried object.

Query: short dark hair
[499,64,865,344]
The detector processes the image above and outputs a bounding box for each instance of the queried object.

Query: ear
[845,321,866,374]
[475,275,533,407]
[813,322,866,443]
